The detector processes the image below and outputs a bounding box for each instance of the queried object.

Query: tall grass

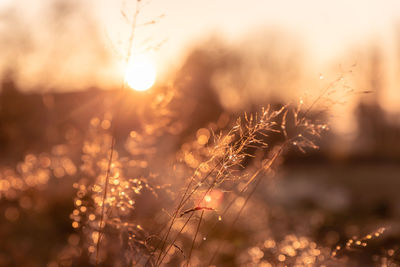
[1,2,395,266]
[66,63,391,266]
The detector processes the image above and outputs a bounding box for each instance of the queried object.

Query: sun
[124,54,157,91]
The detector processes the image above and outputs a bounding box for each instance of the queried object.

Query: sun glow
[124,55,156,91]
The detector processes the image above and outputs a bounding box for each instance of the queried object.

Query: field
[1,1,400,267]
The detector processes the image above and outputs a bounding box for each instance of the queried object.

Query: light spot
[5,207,19,222]
[125,54,157,91]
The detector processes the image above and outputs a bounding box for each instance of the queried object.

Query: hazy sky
[95,0,400,115]
[3,0,400,74]
[94,0,400,71]
[2,0,400,101]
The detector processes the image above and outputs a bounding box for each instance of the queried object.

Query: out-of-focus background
[1,0,400,266]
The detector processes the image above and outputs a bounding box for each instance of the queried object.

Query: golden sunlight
[124,55,156,91]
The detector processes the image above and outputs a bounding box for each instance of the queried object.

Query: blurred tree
[172,39,226,142]
[355,45,400,160]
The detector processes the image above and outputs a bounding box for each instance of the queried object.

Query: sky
[94,0,400,71]
[101,0,400,115]
[1,0,400,110]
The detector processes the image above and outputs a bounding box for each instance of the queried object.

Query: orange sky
[100,0,400,114]
[1,0,400,113]
[94,0,400,71]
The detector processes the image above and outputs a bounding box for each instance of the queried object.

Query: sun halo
[124,55,156,91]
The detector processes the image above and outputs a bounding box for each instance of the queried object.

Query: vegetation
[1,1,400,267]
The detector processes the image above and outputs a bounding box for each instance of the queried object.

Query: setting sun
[125,55,156,91]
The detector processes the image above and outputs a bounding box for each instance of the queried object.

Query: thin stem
[153,160,222,266]
[302,75,343,119]
[186,210,204,267]
[154,178,195,265]
[155,164,222,266]
[95,1,141,265]
[125,1,140,66]
[208,145,284,265]
[158,210,196,266]
[95,138,115,265]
